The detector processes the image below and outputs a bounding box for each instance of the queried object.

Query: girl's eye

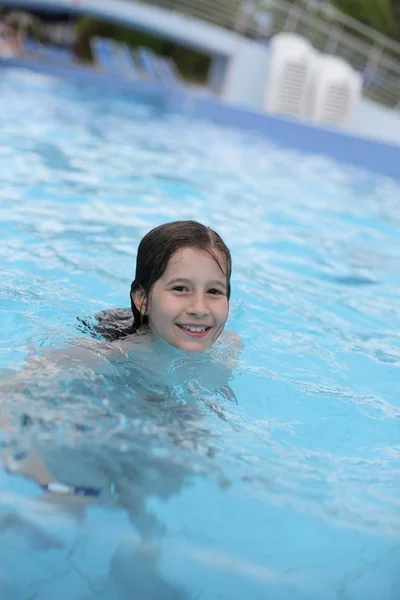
[171,286,188,292]
[208,288,224,296]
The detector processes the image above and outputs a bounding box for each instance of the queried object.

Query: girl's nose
[187,293,209,317]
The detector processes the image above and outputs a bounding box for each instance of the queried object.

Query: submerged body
[0,325,241,541]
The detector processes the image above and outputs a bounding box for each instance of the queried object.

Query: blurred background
[1,0,400,127]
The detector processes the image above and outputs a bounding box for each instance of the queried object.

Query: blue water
[0,68,400,600]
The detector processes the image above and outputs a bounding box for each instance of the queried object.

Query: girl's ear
[131,287,148,316]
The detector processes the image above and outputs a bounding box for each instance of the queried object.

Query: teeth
[179,325,208,333]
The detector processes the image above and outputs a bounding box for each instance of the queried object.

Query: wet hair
[79,221,231,341]
[131,220,231,329]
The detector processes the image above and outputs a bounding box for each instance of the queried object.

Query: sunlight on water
[0,69,400,600]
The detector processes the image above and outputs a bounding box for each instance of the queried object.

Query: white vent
[264,33,317,117]
[308,55,362,126]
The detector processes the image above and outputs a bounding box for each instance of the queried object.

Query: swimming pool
[0,68,400,600]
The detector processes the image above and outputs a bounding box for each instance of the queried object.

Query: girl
[1,220,239,498]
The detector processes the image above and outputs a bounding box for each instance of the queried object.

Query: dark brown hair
[130,220,231,329]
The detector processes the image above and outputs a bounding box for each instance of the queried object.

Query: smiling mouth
[176,324,211,337]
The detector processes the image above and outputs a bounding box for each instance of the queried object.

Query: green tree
[390,0,400,37]
[332,0,397,37]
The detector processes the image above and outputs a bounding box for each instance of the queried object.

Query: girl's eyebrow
[167,277,226,289]
[207,280,227,289]
[166,277,191,285]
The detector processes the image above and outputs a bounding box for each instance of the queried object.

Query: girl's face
[142,247,229,353]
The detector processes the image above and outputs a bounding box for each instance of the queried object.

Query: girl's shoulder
[222,330,244,351]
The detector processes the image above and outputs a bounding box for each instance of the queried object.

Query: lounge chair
[90,37,115,70]
[157,56,182,86]
[135,47,161,82]
[113,43,140,78]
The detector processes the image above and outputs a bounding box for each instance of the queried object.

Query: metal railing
[136,0,400,109]
[137,0,242,30]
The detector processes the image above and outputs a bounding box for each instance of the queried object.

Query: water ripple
[0,69,400,599]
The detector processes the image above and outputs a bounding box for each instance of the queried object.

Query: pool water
[0,69,400,600]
